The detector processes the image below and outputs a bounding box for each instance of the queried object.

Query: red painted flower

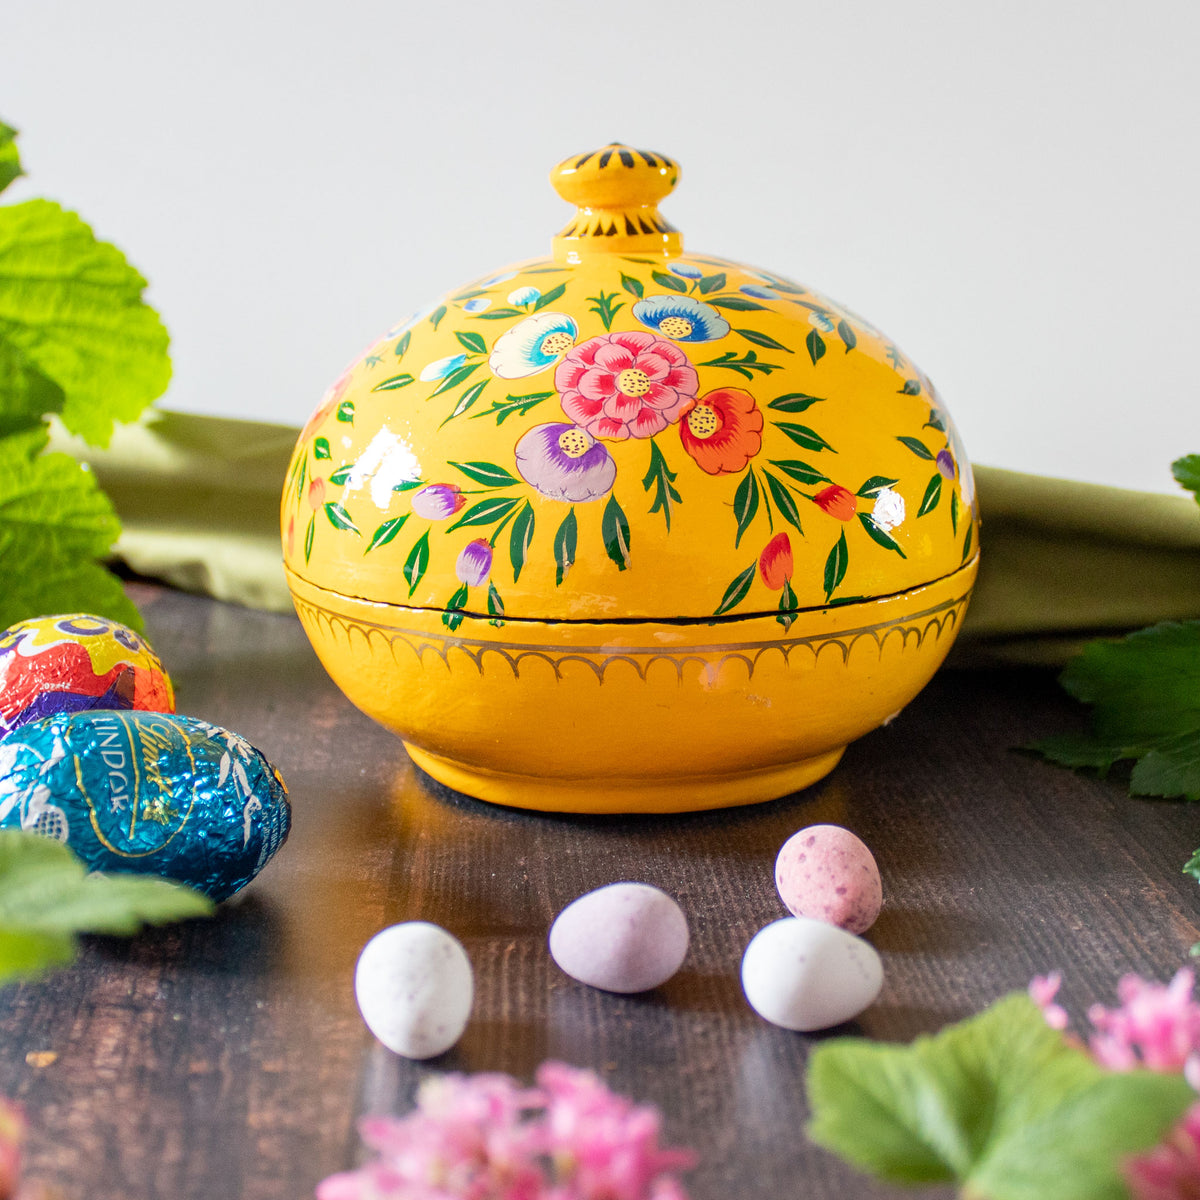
[555,331,698,440]
[286,516,295,557]
[759,532,793,590]
[814,484,856,521]
[307,478,326,510]
[678,388,764,475]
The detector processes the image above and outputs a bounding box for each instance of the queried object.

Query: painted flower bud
[937,449,957,480]
[759,532,793,590]
[306,478,326,510]
[814,484,856,522]
[456,540,493,588]
[411,484,465,521]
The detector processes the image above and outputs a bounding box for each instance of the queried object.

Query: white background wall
[5,0,1197,493]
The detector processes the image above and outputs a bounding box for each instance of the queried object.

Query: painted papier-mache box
[282,144,979,814]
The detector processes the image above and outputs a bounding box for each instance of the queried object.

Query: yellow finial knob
[550,144,682,264]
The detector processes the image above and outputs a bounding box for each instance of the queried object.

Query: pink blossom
[1088,970,1200,1075]
[555,332,698,441]
[1029,972,1069,1031]
[0,1098,22,1200]
[1125,1101,1200,1200]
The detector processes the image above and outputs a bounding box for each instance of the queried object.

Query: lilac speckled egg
[549,882,689,994]
[775,824,882,934]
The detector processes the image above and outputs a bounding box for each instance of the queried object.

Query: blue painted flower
[507,286,541,307]
[489,312,579,379]
[740,285,777,300]
[461,297,492,313]
[419,353,467,381]
[669,262,703,279]
[808,310,835,333]
[515,423,616,503]
[631,295,730,343]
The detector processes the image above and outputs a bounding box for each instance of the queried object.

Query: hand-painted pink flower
[556,331,699,441]
[411,483,465,520]
[937,449,956,480]
[515,424,616,503]
[456,540,493,587]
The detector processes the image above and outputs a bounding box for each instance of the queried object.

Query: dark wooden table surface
[0,584,1197,1200]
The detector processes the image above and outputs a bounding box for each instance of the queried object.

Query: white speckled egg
[354,922,473,1059]
[549,882,689,994]
[775,824,882,934]
[741,917,883,1031]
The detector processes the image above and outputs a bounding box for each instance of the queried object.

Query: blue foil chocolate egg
[0,711,290,901]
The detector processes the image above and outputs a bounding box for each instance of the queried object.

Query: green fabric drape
[51,411,1200,667]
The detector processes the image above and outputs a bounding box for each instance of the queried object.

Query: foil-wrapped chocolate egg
[0,711,290,901]
[0,613,174,738]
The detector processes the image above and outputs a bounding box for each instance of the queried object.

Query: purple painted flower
[456,540,492,587]
[411,483,464,520]
[515,423,616,503]
[936,448,957,480]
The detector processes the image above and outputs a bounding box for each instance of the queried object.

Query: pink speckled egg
[775,825,882,935]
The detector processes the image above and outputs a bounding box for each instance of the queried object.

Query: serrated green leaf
[324,501,359,533]
[601,494,631,571]
[823,530,848,600]
[365,515,408,553]
[1173,454,1200,503]
[858,512,907,557]
[806,328,826,365]
[0,199,170,447]
[768,392,823,413]
[0,338,65,438]
[449,460,519,488]
[807,993,1193,1200]
[620,273,644,300]
[455,330,487,355]
[898,435,935,460]
[533,282,567,311]
[733,469,760,548]
[372,372,415,392]
[762,471,802,533]
[737,327,792,353]
[837,318,857,352]
[0,122,22,196]
[553,508,577,586]
[769,458,831,486]
[642,439,680,531]
[777,423,835,453]
[651,270,687,294]
[509,502,534,583]
[918,472,943,516]
[404,530,430,595]
[313,436,331,460]
[714,563,756,617]
[470,390,551,426]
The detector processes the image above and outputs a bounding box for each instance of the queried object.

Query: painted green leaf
[858,512,907,558]
[472,391,553,426]
[620,272,644,299]
[509,502,534,583]
[918,473,943,517]
[587,290,624,332]
[392,479,423,493]
[313,436,331,460]
[769,458,831,486]
[329,464,355,485]
[763,471,803,533]
[471,307,525,320]
[533,282,567,311]
[451,288,489,302]
[777,579,798,631]
[372,372,414,391]
[429,305,447,330]
[444,379,488,423]
[366,515,408,553]
[951,489,960,534]
[651,270,687,294]
[455,330,487,355]
[553,508,577,586]
[0,122,22,195]
[714,563,756,617]
[0,199,171,447]
[602,494,631,571]
[431,362,481,396]
[962,523,974,563]
[697,272,726,294]
[857,476,900,498]
[737,328,793,353]
[824,530,848,600]
[699,350,782,379]
[442,582,469,631]
[447,496,521,532]
[768,393,824,413]
[324,501,359,534]
[445,582,468,610]
[336,400,355,423]
[806,329,827,366]
[709,296,767,312]
[642,439,681,531]
[487,581,504,619]
[925,408,947,432]
[886,344,905,370]
[777,423,835,453]
[900,379,922,395]
[449,460,519,488]
[393,330,411,358]
[733,469,760,548]
[404,530,431,595]
[304,514,315,564]
[897,435,935,460]
[837,319,857,352]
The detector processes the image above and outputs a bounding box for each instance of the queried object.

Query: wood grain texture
[0,585,1196,1199]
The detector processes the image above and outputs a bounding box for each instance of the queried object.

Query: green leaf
[733,470,760,548]
[769,458,831,486]
[509,502,534,583]
[951,489,960,533]
[372,372,414,391]
[777,423,835,453]
[601,494,631,571]
[823,530,848,600]
[1185,847,1200,882]
[336,400,355,423]
[403,530,430,595]
[304,514,315,564]
[0,442,141,631]
[962,522,974,563]
[777,579,798,630]
[329,464,355,485]
[393,330,411,358]
[737,327,792,353]
[925,407,948,433]
[429,305,447,330]
[762,471,802,533]
[393,479,423,493]
[620,273,644,300]
[471,391,552,426]
[587,290,624,332]
[313,436,331,460]
[0,338,66,438]
[1031,621,1200,800]
[898,435,935,460]
[918,472,943,516]
[651,270,687,294]
[431,361,481,396]
[470,306,525,320]
[697,272,726,294]
[768,392,824,413]
[1172,454,1200,503]
[807,993,1194,1200]
[806,329,826,365]
[0,122,22,196]
[323,501,359,534]
[455,330,487,355]
[442,583,469,631]
[714,563,756,617]
[900,379,923,395]
[642,439,681,531]
[366,515,408,553]
[699,350,783,379]
[487,581,504,619]
[857,476,899,498]
[533,282,567,311]
[0,926,75,987]
[449,460,519,489]
[444,379,488,423]
[858,512,907,557]
[709,295,767,312]
[553,508,577,586]
[0,199,171,447]
[837,319,857,352]
[446,496,520,533]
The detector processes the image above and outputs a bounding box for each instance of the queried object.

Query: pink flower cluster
[316,1061,694,1200]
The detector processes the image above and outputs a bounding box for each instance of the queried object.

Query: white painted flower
[488,312,578,379]
[419,353,468,382]
[871,488,906,532]
[507,286,541,307]
[808,310,836,333]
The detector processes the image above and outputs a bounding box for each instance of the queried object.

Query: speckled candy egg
[549,882,689,993]
[775,824,882,934]
[741,916,883,1031]
[0,613,174,737]
[354,922,474,1059]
